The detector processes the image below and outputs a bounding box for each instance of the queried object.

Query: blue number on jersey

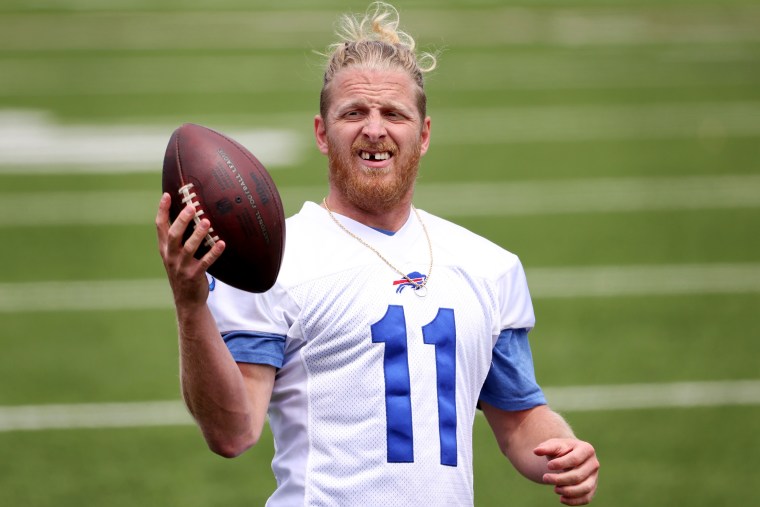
[371,305,414,463]
[371,305,458,467]
[423,308,457,466]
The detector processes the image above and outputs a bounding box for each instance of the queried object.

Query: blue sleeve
[479,328,547,411]
[222,331,286,369]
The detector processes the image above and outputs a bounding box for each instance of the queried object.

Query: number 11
[371,305,458,467]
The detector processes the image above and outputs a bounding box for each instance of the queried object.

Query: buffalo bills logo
[393,271,427,293]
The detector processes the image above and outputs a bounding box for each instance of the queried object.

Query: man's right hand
[155,192,226,307]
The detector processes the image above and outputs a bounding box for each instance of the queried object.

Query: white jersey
[207,202,538,506]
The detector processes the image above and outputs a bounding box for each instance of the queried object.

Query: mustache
[351,139,398,154]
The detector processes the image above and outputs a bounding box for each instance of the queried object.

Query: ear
[419,116,431,156]
[314,115,329,155]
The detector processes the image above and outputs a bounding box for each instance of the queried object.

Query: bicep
[479,328,546,411]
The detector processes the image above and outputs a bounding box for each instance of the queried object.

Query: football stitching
[178,183,220,248]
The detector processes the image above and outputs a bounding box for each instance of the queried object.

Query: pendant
[414,285,428,298]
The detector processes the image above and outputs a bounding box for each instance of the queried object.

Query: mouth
[359,150,392,162]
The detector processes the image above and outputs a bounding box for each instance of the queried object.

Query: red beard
[327,137,421,213]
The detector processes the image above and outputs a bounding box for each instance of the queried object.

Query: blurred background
[1,0,759,505]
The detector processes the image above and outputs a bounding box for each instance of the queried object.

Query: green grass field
[1,0,759,505]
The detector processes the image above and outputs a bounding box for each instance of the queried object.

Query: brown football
[162,123,285,293]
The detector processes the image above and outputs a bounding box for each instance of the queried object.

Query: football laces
[178,183,220,247]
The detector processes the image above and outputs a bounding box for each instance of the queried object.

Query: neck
[322,192,413,232]
[322,194,434,295]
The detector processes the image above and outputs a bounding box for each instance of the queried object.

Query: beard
[327,136,421,213]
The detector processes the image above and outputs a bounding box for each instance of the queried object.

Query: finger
[557,470,598,506]
[544,457,599,487]
[198,239,226,271]
[155,193,172,239]
[166,203,198,250]
[182,217,212,256]
[546,442,597,473]
[534,438,573,459]
[554,472,598,503]
[559,490,596,507]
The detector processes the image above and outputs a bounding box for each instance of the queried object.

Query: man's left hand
[534,438,600,505]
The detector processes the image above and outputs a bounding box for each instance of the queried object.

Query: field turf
[1,1,759,505]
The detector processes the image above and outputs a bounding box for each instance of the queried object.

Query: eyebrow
[334,99,416,117]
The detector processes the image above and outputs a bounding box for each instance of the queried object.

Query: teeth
[360,151,390,161]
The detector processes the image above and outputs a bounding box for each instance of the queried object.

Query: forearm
[508,406,576,481]
[177,303,262,457]
[483,403,575,482]
[157,194,272,457]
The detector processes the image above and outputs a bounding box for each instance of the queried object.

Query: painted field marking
[1,7,758,53]
[2,101,760,171]
[1,380,758,432]
[0,279,171,313]
[527,263,760,298]
[543,380,760,412]
[1,263,758,313]
[0,400,191,432]
[1,174,759,226]
[0,110,302,169]
[415,174,760,216]
[433,102,760,144]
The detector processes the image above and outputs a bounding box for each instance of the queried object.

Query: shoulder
[276,202,359,286]
[418,209,524,276]
[283,201,322,236]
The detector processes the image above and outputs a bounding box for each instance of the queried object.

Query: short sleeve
[206,273,299,367]
[479,328,546,411]
[496,257,536,332]
[223,331,286,368]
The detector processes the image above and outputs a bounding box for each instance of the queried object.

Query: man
[156,2,599,505]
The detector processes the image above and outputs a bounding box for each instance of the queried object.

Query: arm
[176,302,274,457]
[481,402,599,505]
[156,193,274,457]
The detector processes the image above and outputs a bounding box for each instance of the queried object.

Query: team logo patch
[393,271,427,293]
[207,274,216,291]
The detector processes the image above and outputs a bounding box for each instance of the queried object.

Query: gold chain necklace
[322,198,433,296]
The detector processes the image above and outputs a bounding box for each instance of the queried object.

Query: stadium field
[1,1,758,505]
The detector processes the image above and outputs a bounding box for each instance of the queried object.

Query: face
[315,67,431,213]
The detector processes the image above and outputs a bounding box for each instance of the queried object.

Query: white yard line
[2,102,759,170]
[4,55,760,96]
[543,380,760,412]
[1,263,759,313]
[0,400,191,432]
[1,174,759,226]
[527,264,760,298]
[1,380,758,432]
[0,111,302,169]
[0,279,172,313]
[1,7,759,52]
[433,102,760,144]
[416,174,760,216]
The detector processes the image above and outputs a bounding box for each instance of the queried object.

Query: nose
[362,111,386,143]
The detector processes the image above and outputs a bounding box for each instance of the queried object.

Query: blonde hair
[320,2,437,119]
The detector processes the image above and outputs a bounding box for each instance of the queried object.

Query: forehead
[326,67,420,114]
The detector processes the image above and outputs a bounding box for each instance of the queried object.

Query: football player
[156,2,599,505]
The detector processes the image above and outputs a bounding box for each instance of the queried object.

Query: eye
[343,110,364,119]
[385,109,413,122]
